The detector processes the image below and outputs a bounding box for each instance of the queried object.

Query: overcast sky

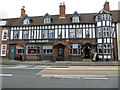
[0,0,119,19]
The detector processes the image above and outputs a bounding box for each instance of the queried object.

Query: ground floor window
[69,44,81,55]
[1,44,7,56]
[43,46,53,54]
[26,45,41,55]
[16,45,24,54]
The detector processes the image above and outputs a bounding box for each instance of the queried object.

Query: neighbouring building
[0,20,9,59]
[1,1,120,61]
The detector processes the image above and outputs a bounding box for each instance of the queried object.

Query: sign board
[25,40,53,44]
[93,52,97,61]
[73,44,78,48]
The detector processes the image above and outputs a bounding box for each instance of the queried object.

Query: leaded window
[49,30,54,38]
[23,31,29,39]
[69,29,75,38]
[69,44,81,55]
[72,16,79,22]
[44,18,51,24]
[97,28,102,38]
[76,29,82,38]
[14,31,19,39]
[42,30,48,39]
[23,18,30,25]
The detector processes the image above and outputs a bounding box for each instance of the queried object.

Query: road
[0,65,119,88]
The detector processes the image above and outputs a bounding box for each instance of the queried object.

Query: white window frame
[76,29,82,38]
[72,16,79,22]
[44,18,51,24]
[69,44,81,56]
[69,29,75,38]
[23,18,30,25]
[49,30,54,38]
[23,31,29,39]
[14,31,19,39]
[2,30,8,40]
[1,44,7,56]
[43,46,53,54]
[16,45,24,54]
[26,45,41,55]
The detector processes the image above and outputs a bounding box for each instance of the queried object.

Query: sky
[0,0,120,19]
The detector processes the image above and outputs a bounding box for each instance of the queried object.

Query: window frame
[69,44,81,56]
[16,45,25,54]
[2,30,8,40]
[43,46,53,55]
[1,44,7,56]
[26,45,41,55]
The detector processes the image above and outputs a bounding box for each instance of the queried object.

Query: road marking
[0,74,13,77]
[83,77,108,80]
[40,75,107,79]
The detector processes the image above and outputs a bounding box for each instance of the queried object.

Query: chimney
[104,0,110,12]
[21,6,26,17]
[59,2,66,18]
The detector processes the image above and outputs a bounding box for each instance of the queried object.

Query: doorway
[84,47,90,59]
[58,47,64,57]
[9,45,15,59]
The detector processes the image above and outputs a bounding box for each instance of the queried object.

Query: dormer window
[22,14,30,25]
[43,13,51,24]
[44,18,51,24]
[71,11,80,23]
[23,18,30,25]
[72,16,79,22]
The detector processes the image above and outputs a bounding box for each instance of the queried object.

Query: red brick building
[1,1,119,61]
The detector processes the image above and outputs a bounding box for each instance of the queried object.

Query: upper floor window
[97,28,102,38]
[49,30,54,38]
[2,30,8,40]
[23,18,30,25]
[103,27,110,37]
[71,11,80,23]
[23,31,29,39]
[44,18,51,24]
[42,30,48,39]
[69,29,75,38]
[72,16,79,22]
[76,29,82,38]
[14,31,19,39]
[23,14,30,25]
[44,13,51,24]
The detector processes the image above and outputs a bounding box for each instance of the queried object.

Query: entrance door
[85,47,90,59]
[58,47,64,57]
[9,45,15,59]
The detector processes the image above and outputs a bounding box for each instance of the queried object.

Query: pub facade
[1,1,119,61]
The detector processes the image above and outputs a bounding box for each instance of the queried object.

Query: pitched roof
[2,10,120,27]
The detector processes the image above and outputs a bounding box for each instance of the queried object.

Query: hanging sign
[73,44,78,48]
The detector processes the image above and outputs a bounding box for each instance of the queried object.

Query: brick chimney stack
[59,2,66,18]
[21,6,26,17]
[104,0,110,12]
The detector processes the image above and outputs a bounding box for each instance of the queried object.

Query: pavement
[0,58,120,66]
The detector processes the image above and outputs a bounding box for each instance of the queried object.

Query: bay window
[17,45,24,54]
[26,45,41,55]
[69,44,81,55]
[43,46,53,54]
